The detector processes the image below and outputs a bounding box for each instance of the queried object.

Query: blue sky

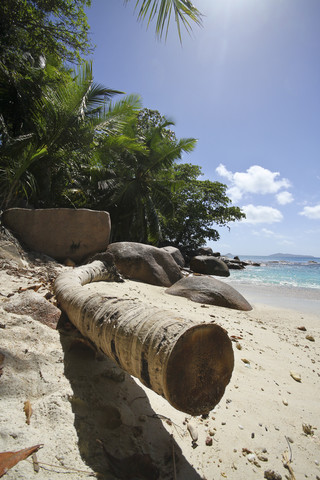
[85,0,320,256]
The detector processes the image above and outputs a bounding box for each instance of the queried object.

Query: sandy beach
[0,260,319,480]
[225,280,320,315]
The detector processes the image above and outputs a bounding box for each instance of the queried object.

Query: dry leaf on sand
[23,400,33,425]
[0,444,43,477]
[18,284,42,293]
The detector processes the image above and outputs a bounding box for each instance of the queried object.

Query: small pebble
[241,358,250,364]
[258,454,268,462]
[247,453,256,463]
[282,399,288,406]
[238,425,244,430]
[302,423,314,435]
[187,422,198,442]
[290,371,302,382]
[205,436,213,446]
[306,335,315,342]
[264,469,282,480]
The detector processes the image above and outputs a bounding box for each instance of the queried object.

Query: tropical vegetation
[0,0,245,251]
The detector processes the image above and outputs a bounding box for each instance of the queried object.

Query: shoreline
[222,280,320,315]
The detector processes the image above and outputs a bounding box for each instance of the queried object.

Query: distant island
[224,253,318,259]
[268,253,317,259]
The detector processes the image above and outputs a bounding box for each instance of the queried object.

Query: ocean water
[224,254,320,290]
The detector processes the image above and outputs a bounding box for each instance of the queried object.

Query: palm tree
[125,0,202,41]
[0,61,127,208]
[96,112,197,244]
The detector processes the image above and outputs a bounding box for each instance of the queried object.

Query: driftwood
[54,261,234,415]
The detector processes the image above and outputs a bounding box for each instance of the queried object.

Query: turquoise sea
[225,254,320,290]
[221,254,320,313]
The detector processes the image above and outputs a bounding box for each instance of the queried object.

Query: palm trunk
[54,260,234,415]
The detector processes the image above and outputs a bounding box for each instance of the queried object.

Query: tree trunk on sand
[54,260,234,415]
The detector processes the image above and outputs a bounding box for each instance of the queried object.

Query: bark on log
[54,261,234,415]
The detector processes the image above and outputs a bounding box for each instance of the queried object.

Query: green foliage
[0,61,123,208]
[0,0,92,65]
[91,109,197,244]
[160,163,246,251]
[0,0,244,252]
[0,0,94,206]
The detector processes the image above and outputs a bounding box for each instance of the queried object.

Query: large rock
[221,257,246,270]
[3,290,62,328]
[107,242,183,287]
[2,208,111,263]
[190,255,230,277]
[160,246,185,267]
[197,247,221,257]
[0,240,28,268]
[166,276,252,311]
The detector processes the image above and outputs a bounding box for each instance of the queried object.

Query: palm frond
[146,136,197,174]
[125,0,203,41]
[94,94,142,136]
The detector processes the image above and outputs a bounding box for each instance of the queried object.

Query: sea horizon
[223,254,320,288]
[224,252,320,261]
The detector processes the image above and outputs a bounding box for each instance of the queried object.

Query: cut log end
[164,324,234,416]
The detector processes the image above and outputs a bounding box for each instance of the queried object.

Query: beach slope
[0,265,319,479]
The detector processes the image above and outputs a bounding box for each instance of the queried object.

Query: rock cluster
[1,207,255,310]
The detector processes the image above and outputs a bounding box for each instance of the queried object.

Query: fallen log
[54,260,234,415]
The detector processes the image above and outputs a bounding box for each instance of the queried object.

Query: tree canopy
[0,0,92,65]
[0,61,124,209]
[87,108,197,244]
[160,163,245,251]
[0,0,246,251]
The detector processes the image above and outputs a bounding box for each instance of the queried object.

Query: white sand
[1,266,319,480]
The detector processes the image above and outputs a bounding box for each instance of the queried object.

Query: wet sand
[225,280,320,314]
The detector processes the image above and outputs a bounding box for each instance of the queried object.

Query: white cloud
[253,228,276,236]
[241,204,283,224]
[299,204,320,219]
[216,164,291,202]
[252,228,293,245]
[276,191,294,205]
[216,163,233,181]
[279,239,294,246]
[261,228,276,236]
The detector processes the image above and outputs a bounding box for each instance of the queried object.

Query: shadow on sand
[59,327,204,480]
